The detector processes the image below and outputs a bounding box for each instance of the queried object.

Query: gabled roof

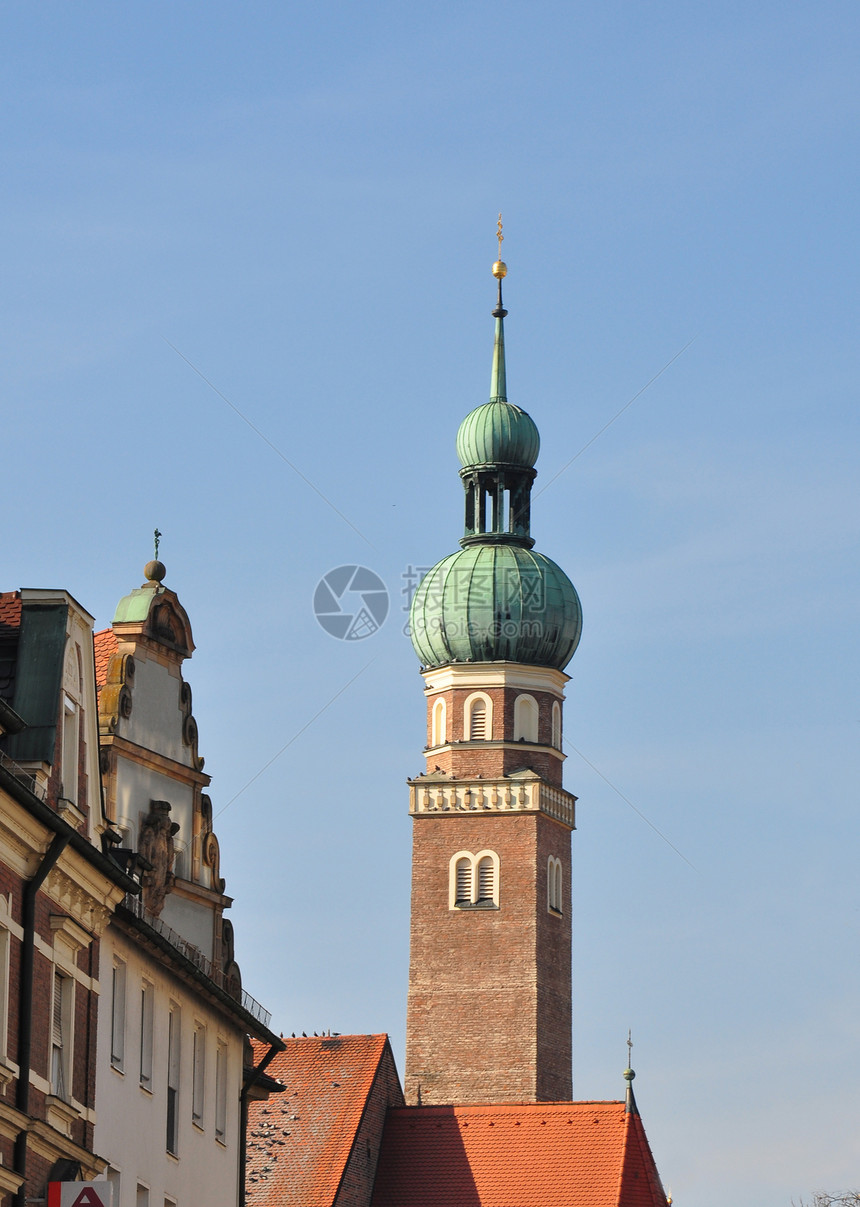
[370,1100,668,1207]
[247,1033,401,1207]
[93,627,117,691]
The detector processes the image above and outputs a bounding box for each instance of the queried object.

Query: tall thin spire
[490,214,508,402]
[624,1030,639,1115]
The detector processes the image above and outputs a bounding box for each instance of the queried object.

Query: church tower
[404,234,583,1106]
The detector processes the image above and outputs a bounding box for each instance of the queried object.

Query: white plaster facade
[91,566,281,1207]
[93,924,246,1207]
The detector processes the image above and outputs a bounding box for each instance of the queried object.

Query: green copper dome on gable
[409,543,581,670]
[456,401,540,469]
[409,242,582,673]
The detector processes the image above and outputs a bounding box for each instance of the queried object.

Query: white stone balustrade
[408,776,575,829]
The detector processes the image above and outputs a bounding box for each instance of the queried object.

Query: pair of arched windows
[547,855,563,914]
[449,850,500,909]
[428,692,562,749]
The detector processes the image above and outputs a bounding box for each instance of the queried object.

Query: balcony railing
[122,893,272,1028]
[0,748,47,800]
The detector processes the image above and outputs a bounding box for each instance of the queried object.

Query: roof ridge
[331,1034,398,1205]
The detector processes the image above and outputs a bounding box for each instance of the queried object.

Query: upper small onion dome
[456,400,540,469]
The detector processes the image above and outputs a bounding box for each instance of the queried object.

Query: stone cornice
[26,1118,107,1181]
[425,739,565,763]
[422,662,569,696]
[100,734,210,788]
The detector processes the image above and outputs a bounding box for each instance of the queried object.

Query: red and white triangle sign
[48,1183,112,1207]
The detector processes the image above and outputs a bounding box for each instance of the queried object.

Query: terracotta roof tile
[247,1033,391,1207]
[0,592,22,636]
[93,628,117,691]
[371,1101,668,1207]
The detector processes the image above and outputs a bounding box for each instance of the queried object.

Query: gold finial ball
[492,260,507,279]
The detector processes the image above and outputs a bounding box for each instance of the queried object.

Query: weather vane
[627,1029,633,1065]
[496,212,504,259]
[154,528,162,559]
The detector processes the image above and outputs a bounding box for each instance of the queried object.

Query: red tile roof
[247,1033,395,1207]
[93,628,117,691]
[371,1100,668,1207]
[0,592,22,635]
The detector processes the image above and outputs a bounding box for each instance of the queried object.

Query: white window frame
[0,922,10,1064]
[111,959,126,1071]
[215,1040,228,1144]
[166,1003,180,1156]
[50,968,73,1101]
[430,697,447,747]
[513,693,539,743]
[464,692,493,741]
[139,980,154,1089]
[192,1022,206,1128]
[448,849,500,910]
[547,855,563,914]
[61,694,79,805]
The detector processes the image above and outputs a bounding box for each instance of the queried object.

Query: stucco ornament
[139,799,180,917]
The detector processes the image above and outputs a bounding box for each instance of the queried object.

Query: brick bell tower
[404,229,583,1106]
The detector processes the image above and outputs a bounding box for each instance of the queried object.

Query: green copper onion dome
[409,238,582,672]
[410,543,581,669]
[456,401,540,469]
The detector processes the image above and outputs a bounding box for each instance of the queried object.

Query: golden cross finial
[496,213,504,259]
[627,1029,633,1065]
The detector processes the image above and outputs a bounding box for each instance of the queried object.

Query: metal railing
[0,748,47,800]
[123,893,272,1028]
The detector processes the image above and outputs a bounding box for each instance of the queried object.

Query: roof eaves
[114,902,284,1049]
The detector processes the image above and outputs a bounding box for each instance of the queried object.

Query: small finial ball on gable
[144,560,167,584]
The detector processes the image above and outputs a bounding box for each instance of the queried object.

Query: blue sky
[3,3,859,1203]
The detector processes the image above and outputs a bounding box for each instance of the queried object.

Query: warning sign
[47,1183,113,1207]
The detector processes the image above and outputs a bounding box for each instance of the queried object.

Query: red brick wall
[405,811,572,1105]
[424,685,564,787]
[334,1043,403,1207]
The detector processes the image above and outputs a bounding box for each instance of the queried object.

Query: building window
[513,693,539,743]
[430,697,447,747]
[136,1184,149,1207]
[464,693,492,741]
[551,701,561,750]
[454,856,472,905]
[140,981,154,1088]
[51,970,72,1100]
[166,1004,180,1155]
[449,850,500,910]
[192,1024,206,1127]
[215,1041,228,1143]
[0,925,10,1063]
[61,695,79,805]
[548,856,563,914]
[111,960,126,1070]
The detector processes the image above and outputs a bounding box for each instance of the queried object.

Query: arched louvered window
[449,850,500,910]
[547,855,563,914]
[476,855,495,903]
[513,694,539,743]
[431,697,447,748]
[465,693,492,741]
[552,701,562,750]
[455,856,472,905]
